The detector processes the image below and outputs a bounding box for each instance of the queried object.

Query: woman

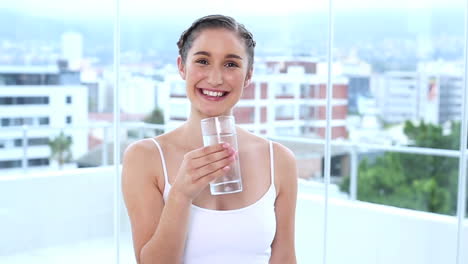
[122,14,297,264]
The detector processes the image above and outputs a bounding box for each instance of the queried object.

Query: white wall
[296,193,468,264]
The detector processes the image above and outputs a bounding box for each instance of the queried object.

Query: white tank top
[150,139,277,264]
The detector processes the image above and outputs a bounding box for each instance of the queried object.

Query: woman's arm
[122,140,189,264]
[122,140,235,264]
[269,142,298,264]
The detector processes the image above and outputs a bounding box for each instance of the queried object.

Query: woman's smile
[196,87,230,102]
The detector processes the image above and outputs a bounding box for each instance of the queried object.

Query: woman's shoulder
[122,137,163,180]
[238,129,297,191]
[122,133,176,191]
[238,127,295,159]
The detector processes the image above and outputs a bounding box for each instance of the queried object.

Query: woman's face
[178,28,252,118]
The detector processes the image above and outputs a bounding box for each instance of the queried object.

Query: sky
[1,0,465,20]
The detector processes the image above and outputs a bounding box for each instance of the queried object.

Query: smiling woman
[121,15,298,264]
[178,28,251,116]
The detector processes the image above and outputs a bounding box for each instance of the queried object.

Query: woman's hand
[171,143,236,201]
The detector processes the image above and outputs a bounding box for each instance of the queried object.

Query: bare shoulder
[237,127,296,163]
[123,137,160,170]
[122,134,170,192]
[123,131,175,168]
[124,138,157,158]
[122,139,155,185]
[237,128,297,191]
[237,127,270,149]
[271,141,295,163]
[271,141,297,194]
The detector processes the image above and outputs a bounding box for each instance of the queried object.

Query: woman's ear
[177,56,186,80]
[244,68,253,87]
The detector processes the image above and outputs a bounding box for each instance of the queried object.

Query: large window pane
[461,160,468,263]
[329,1,464,263]
[330,149,459,263]
[0,0,114,262]
[118,1,329,263]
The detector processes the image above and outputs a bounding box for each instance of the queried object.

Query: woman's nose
[207,67,223,86]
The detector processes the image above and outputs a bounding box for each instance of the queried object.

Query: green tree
[340,121,461,215]
[48,132,73,169]
[144,107,164,125]
[128,107,165,138]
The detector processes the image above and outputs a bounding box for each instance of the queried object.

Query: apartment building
[418,61,464,125]
[373,71,421,124]
[373,61,464,126]
[0,63,88,171]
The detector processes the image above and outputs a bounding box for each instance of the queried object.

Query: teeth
[202,89,224,97]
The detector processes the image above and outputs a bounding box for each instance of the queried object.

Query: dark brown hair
[177,14,256,71]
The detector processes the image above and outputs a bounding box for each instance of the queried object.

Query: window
[275,83,294,97]
[38,117,50,125]
[300,105,315,119]
[0,96,49,105]
[45,74,59,85]
[28,158,50,167]
[275,105,294,120]
[0,160,22,169]
[1,1,467,264]
[1,118,10,127]
[0,97,13,105]
[14,139,23,147]
[300,84,311,98]
[1,117,34,127]
[28,138,49,146]
[15,117,33,126]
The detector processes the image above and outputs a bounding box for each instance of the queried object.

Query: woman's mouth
[197,88,229,101]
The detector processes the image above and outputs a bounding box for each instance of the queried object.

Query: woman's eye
[225,62,238,68]
[196,59,208,65]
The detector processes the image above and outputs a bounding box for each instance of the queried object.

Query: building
[373,61,465,126]
[319,60,372,115]
[418,61,464,125]
[61,32,84,71]
[119,67,164,115]
[0,64,88,172]
[373,71,422,124]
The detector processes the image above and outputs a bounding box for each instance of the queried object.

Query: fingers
[192,153,235,181]
[187,143,229,159]
[197,164,232,187]
[191,146,235,169]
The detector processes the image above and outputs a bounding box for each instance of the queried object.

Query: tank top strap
[150,138,170,191]
[269,141,275,189]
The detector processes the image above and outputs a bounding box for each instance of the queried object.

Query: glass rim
[200,115,235,123]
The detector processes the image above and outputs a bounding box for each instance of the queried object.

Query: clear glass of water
[200,115,242,195]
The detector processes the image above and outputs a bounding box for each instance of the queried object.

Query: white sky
[2,0,465,19]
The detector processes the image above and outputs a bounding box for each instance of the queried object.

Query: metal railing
[1,122,465,201]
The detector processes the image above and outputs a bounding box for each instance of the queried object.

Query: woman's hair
[177,14,256,71]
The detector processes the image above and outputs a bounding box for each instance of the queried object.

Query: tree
[144,107,164,125]
[48,132,73,169]
[128,107,165,139]
[340,121,462,216]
